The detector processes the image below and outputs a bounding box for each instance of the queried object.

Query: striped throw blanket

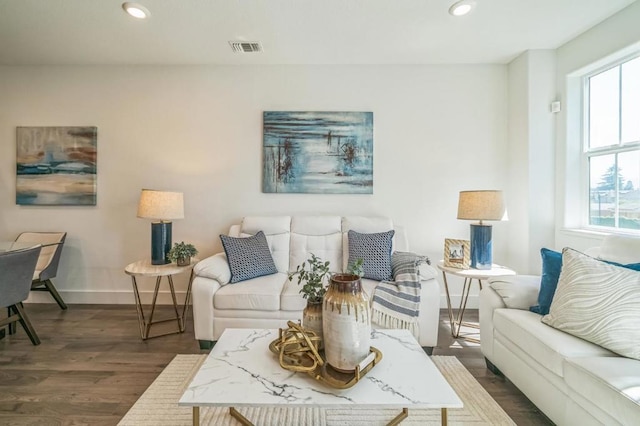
[372,251,430,338]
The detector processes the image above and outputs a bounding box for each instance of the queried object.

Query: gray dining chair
[15,232,67,310]
[0,245,42,345]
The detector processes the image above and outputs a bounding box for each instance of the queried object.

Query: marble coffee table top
[179,328,462,410]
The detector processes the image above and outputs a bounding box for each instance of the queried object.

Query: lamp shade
[137,189,184,221]
[457,190,507,221]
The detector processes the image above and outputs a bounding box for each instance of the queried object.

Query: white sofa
[192,216,440,351]
[480,235,640,425]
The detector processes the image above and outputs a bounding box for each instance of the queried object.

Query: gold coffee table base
[229,407,252,425]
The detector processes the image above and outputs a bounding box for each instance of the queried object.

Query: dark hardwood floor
[0,304,553,425]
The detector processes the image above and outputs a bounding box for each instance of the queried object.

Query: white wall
[555,1,640,251]
[0,64,508,307]
[506,50,557,274]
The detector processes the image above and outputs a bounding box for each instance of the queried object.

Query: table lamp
[457,190,507,270]
[137,189,184,265]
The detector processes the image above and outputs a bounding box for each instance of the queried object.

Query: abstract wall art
[16,126,97,205]
[263,111,373,194]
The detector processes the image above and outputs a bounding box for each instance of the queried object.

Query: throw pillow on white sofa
[542,248,640,361]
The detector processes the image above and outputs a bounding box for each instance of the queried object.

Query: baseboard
[25,290,191,305]
[26,290,478,308]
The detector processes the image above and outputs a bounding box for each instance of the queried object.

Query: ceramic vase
[302,300,323,343]
[177,256,190,267]
[322,273,371,372]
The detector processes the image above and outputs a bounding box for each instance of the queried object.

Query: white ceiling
[0,0,635,66]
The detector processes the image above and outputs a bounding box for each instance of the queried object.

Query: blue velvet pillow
[347,229,395,281]
[530,248,640,315]
[530,248,562,315]
[220,231,277,283]
[603,260,640,271]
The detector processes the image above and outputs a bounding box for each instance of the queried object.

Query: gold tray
[268,325,382,389]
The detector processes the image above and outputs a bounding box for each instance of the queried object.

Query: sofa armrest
[194,253,231,285]
[419,263,437,280]
[192,276,222,341]
[486,275,541,310]
[480,275,540,361]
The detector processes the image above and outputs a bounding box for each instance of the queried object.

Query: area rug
[118,355,514,425]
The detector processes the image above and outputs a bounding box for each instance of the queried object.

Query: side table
[124,259,198,340]
[437,261,516,343]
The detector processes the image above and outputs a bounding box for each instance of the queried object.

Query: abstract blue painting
[263,111,373,194]
[16,126,97,205]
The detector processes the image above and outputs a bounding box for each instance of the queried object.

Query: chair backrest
[0,246,42,308]
[15,232,67,281]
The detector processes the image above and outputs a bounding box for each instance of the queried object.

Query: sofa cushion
[220,231,278,284]
[241,216,291,273]
[214,273,287,311]
[542,248,640,360]
[280,277,307,311]
[530,248,562,315]
[598,234,640,265]
[493,308,615,377]
[347,230,394,281]
[290,216,343,274]
[360,278,379,302]
[564,357,640,426]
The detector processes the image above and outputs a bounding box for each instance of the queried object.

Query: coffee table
[179,328,462,425]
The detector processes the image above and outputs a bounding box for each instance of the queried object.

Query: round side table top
[436,260,516,280]
[124,259,199,277]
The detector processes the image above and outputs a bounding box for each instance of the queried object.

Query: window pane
[621,56,640,144]
[589,154,616,226]
[589,67,620,149]
[618,150,640,230]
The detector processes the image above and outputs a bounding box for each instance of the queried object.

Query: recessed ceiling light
[449,0,476,17]
[122,2,150,19]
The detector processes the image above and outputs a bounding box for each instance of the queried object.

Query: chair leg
[43,279,68,310]
[8,307,16,334]
[13,303,41,345]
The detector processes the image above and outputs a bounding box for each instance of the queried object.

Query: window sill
[559,227,640,239]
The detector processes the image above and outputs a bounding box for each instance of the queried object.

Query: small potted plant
[288,253,331,339]
[168,241,198,266]
[289,253,331,304]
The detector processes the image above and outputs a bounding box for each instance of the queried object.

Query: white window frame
[580,53,640,235]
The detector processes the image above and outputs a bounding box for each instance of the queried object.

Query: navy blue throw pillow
[530,248,640,315]
[530,248,562,315]
[347,229,395,281]
[220,231,277,283]
[603,260,640,271]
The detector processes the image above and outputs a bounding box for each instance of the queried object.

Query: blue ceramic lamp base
[470,223,492,270]
[151,222,172,265]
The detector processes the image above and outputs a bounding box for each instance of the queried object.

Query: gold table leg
[443,271,483,342]
[230,407,254,425]
[192,406,199,426]
[441,407,448,426]
[130,274,187,340]
[387,407,408,425]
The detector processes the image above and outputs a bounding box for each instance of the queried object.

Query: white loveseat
[480,235,640,425]
[192,216,440,351]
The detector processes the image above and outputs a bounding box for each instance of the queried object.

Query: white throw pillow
[542,248,640,360]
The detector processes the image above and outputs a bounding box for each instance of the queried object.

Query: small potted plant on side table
[168,242,198,266]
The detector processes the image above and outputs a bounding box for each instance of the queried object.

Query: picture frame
[262,111,373,194]
[444,238,470,269]
[16,126,97,205]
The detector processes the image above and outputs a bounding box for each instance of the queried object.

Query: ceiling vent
[229,41,263,53]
